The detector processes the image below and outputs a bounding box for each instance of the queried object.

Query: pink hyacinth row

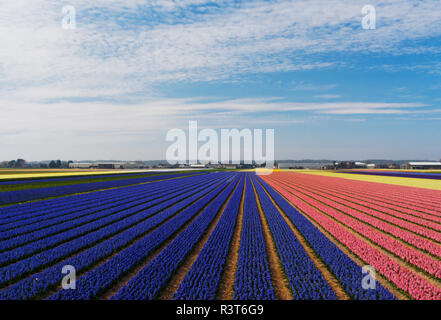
[263,175,441,300]
[283,172,441,213]
[289,178,441,224]
[268,179,441,280]
[274,176,441,242]
[273,178,441,259]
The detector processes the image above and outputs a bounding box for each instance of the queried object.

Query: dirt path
[98,177,236,300]
[158,176,242,299]
[217,177,246,299]
[273,178,441,288]
[254,177,350,300]
[250,178,293,299]
[264,176,410,300]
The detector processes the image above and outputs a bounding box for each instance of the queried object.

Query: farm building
[277,162,303,169]
[68,162,133,169]
[68,162,94,169]
[407,162,441,170]
[354,162,367,168]
[96,163,120,169]
[190,164,206,168]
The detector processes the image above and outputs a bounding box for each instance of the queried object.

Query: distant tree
[49,160,57,168]
[8,160,16,168]
[16,159,26,168]
[56,160,62,168]
[0,161,9,168]
[61,161,71,168]
[40,163,48,168]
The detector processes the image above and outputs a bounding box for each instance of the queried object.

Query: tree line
[0,159,73,169]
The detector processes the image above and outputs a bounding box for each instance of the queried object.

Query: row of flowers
[113,175,240,300]
[0,172,200,205]
[287,176,441,224]
[261,176,395,300]
[266,174,441,299]
[51,174,236,300]
[0,175,217,262]
[275,181,441,280]
[286,172,441,213]
[233,175,275,300]
[284,180,441,257]
[173,177,245,299]
[252,175,337,299]
[0,174,231,299]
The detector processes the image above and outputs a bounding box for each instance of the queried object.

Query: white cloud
[290,82,338,92]
[0,95,434,159]
[343,118,366,122]
[315,94,341,99]
[0,96,430,136]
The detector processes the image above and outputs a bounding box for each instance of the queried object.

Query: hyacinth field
[1,170,441,300]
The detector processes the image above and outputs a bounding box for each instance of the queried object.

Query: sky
[1,0,441,161]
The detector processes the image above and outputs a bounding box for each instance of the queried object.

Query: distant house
[277,162,302,169]
[190,164,206,168]
[366,163,376,169]
[68,162,129,169]
[354,162,367,168]
[96,163,118,169]
[123,161,144,169]
[69,162,94,169]
[407,162,441,170]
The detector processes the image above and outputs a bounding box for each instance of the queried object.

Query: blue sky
[1,0,440,161]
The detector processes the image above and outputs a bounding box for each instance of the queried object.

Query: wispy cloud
[290,82,338,92]
[315,94,342,99]
[343,118,366,122]
[0,97,431,138]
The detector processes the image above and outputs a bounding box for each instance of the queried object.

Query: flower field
[1,170,440,300]
[340,170,441,180]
